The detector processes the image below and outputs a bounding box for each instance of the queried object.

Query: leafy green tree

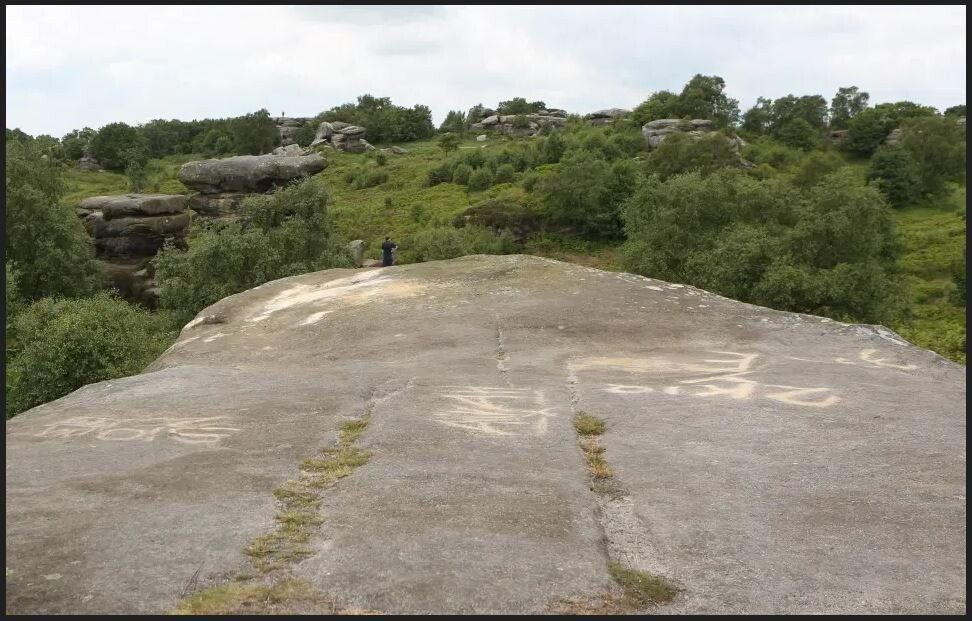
[6,128,32,143]
[319,95,434,143]
[943,104,966,118]
[632,90,681,126]
[438,133,461,153]
[229,109,279,155]
[494,163,516,184]
[439,110,468,134]
[536,152,637,238]
[898,115,966,196]
[452,163,473,185]
[829,86,870,129]
[677,74,740,128]
[791,151,845,188]
[5,140,104,300]
[538,131,567,164]
[776,117,819,150]
[61,127,96,160]
[5,293,176,417]
[741,97,773,135]
[621,168,899,322]
[497,97,545,114]
[867,146,922,207]
[88,122,148,170]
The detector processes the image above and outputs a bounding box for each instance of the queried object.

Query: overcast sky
[5,5,967,137]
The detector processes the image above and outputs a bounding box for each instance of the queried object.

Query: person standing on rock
[381,236,398,267]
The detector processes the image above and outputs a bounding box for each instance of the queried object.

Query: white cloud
[5,5,966,137]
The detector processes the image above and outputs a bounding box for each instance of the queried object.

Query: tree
[776,117,819,150]
[61,127,96,160]
[741,97,773,135]
[943,104,966,118]
[5,140,104,300]
[497,97,545,114]
[439,110,468,134]
[88,122,148,170]
[677,74,740,128]
[845,107,897,157]
[632,90,681,126]
[229,109,279,155]
[620,168,899,322]
[867,145,922,207]
[898,115,966,196]
[830,86,870,129]
[438,133,461,153]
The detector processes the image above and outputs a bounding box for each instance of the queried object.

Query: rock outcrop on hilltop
[587,108,631,126]
[79,194,189,305]
[468,107,568,137]
[178,152,327,216]
[310,121,375,153]
[5,255,965,615]
[641,118,749,164]
[272,116,312,146]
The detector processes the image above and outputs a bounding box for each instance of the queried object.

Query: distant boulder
[272,144,310,157]
[80,194,188,219]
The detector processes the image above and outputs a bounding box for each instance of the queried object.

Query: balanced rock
[588,108,631,126]
[178,152,327,195]
[80,194,188,219]
[5,255,964,615]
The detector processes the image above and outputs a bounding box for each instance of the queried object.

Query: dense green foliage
[633,75,739,128]
[399,226,516,263]
[867,146,922,207]
[152,178,353,326]
[643,132,738,180]
[621,168,901,321]
[319,94,435,144]
[5,293,177,417]
[5,140,104,300]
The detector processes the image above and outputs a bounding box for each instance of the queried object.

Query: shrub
[451,198,541,240]
[5,293,176,417]
[88,122,148,170]
[426,161,453,186]
[536,153,638,238]
[346,165,388,189]
[494,163,516,184]
[792,151,846,188]
[154,178,351,326]
[5,140,105,300]
[438,133,461,153]
[452,163,473,185]
[620,168,900,322]
[467,167,495,191]
[866,146,921,207]
[643,132,738,180]
[400,226,515,263]
[374,151,388,166]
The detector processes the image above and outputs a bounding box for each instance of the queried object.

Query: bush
[153,178,352,326]
[345,165,388,189]
[451,198,541,239]
[5,293,176,417]
[400,226,515,263]
[792,151,846,188]
[467,167,495,191]
[5,140,105,301]
[438,133,461,153]
[643,132,738,180]
[452,163,473,185]
[426,161,454,186]
[88,122,148,170]
[374,151,388,166]
[898,115,966,196]
[494,163,516,184]
[318,94,435,144]
[536,152,637,238]
[866,146,922,207]
[621,168,899,322]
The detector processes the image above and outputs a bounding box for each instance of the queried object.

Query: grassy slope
[60,141,964,363]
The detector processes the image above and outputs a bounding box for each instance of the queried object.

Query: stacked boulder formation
[310,121,374,153]
[587,108,631,126]
[178,151,327,217]
[468,107,568,137]
[79,194,190,306]
[272,117,312,146]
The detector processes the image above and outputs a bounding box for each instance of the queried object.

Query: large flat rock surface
[5,255,965,614]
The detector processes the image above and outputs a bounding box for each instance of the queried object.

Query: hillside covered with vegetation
[5,75,966,417]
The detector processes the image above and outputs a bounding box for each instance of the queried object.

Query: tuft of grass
[171,578,321,615]
[573,411,605,436]
[607,561,680,607]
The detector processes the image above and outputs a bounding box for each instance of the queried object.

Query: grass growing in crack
[171,578,321,615]
[573,411,605,436]
[242,415,373,574]
[574,412,612,479]
[607,561,680,607]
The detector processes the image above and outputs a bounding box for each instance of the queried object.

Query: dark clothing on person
[381,240,398,266]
